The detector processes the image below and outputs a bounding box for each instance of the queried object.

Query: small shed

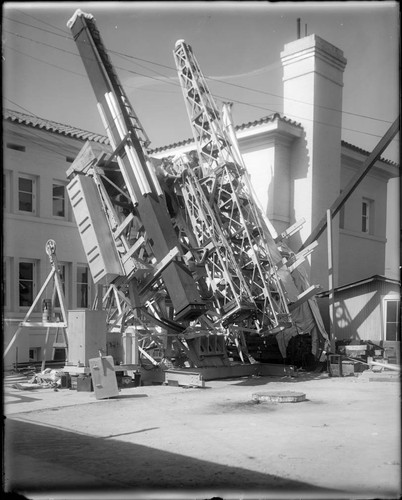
[317,275,400,361]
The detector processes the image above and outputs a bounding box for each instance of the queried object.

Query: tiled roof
[317,274,400,296]
[3,109,109,145]
[4,108,398,167]
[150,113,302,154]
[235,112,302,131]
[341,140,398,167]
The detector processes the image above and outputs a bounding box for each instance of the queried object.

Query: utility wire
[4,17,397,157]
[4,17,395,127]
[109,50,395,126]
[5,41,394,143]
[9,9,70,35]
[3,15,70,39]
[9,126,83,159]
[4,28,399,142]
[4,97,107,157]
[3,31,179,91]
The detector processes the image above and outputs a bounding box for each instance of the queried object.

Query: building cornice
[317,274,400,297]
[3,108,398,170]
[281,34,347,73]
[3,109,109,145]
[150,113,302,156]
[341,140,398,168]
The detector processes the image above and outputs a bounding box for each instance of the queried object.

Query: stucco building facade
[3,112,108,368]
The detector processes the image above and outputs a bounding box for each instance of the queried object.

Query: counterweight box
[67,309,107,366]
[67,175,123,285]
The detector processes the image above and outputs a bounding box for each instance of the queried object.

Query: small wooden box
[328,355,355,377]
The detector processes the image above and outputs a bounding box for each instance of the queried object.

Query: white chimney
[281,34,347,287]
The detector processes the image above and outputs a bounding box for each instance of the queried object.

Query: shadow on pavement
[4,418,341,496]
[103,427,160,438]
[113,393,149,399]
[230,371,329,386]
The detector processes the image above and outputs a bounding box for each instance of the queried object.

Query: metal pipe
[146,159,164,197]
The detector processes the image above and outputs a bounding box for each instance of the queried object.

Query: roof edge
[3,108,109,145]
[317,274,401,297]
[150,113,302,154]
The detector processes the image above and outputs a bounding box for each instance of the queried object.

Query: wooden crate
[328,355,355,377]
[345,345,367,357]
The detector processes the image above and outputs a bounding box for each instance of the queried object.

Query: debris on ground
[12,368,64,390]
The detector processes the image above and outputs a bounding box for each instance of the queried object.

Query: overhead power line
[108,51,395,126]
[4,97,103,158]
[3,15,70,39]
[10,8,70,35]
[3,25,398,143]
[4,16,395,127]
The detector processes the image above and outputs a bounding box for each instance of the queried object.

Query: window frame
[29,347,41,362]
[54,262,71,312]
[3,170,12,213]
[361,197,374,235]
[18,259,37,310]
[3,257,12,310]
[18,173,37,215]
[383,298,400,342]
[76,264,90,309]
[52,181,67,219]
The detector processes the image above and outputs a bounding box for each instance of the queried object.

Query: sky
[2,1,400,162]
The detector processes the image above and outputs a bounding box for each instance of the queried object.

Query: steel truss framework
[173,40,293,334]
[65,11,328,369]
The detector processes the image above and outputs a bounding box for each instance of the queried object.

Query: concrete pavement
[3,370,401,499]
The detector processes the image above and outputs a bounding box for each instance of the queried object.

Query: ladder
[67,10,206,323]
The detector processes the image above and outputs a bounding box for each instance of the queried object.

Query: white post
[327,209,336,353]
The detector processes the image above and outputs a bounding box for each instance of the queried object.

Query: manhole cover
[252,391,306,403]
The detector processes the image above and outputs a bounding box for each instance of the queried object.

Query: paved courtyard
[3,370,401,499]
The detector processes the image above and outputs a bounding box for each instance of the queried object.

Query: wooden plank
[164,369,204,388]
[299,117,400,251]
[168,363,295,381]
[288,285,322,311]
[274,218,305,243]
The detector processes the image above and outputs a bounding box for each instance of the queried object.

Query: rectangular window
[385,299,400,341]
[29,348,40,362]
[52,183,66,218]
[55,263,66,308]
[18,175,36,214]
[19,261,35,307]
[3,171,12,213]
[76,265,89,308]
[361,200,369,232]
[3,257,13,310]
[361,198,374,234]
